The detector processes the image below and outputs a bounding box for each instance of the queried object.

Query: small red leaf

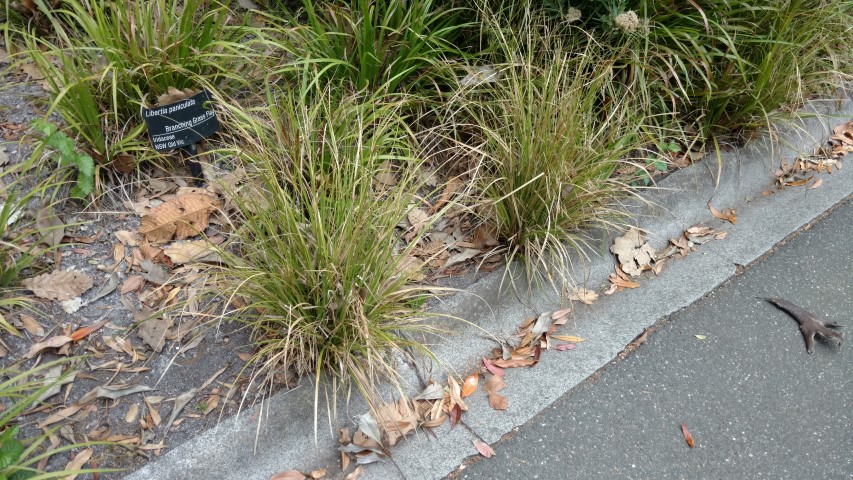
[530,344,542,366]
[483,357,505,376]
[681,421,695,448]
[449,404,462,429]
[472,439,495,458]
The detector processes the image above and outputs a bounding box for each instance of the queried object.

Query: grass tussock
[219,84,439,408]
[459,21,642,284]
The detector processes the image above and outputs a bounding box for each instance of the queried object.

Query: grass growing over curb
[218,83,441,412]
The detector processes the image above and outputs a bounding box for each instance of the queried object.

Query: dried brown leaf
[610,228,656,277]
[808,178,823,189]
[708,204,737,224]
[473,439,495,458]
[269,470,306,480]
[25,335,72,359]
[138,316,174,353]
[681,421,695,448]
[20,314,44,337]
[115,230,141,246]
[569,287,598,305]
[124,404,139,423]
[139,193,218,243]
[36,203,65,248]
[120,275,146,294]
[22,270,93,301]
[482,357,505,377]
[62,448,93,476]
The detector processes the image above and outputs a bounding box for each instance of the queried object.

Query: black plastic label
[142,90,220,152]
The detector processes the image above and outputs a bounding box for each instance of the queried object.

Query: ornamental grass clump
[267,0,469,93]
[18,0,266,167]
[461,22,643,285]
[640,0,852,140]
[219,84,439,412]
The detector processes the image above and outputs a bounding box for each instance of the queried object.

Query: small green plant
[30,119,93,199]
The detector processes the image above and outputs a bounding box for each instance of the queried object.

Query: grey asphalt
[455,198,852,480]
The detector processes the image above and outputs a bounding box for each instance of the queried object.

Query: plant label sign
[142,90,220,152]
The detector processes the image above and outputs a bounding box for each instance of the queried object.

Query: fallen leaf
[610,276,641,288]
[115,230,141,246]
[88,272,120,303]
[472,439,495,458]
[551,335,584,343]
[120,275,146,294]
[95,384,154,400]
[443,248,481,270]
[62,448,93,478]
[610,228,656,276]
[694,335,707,340]
[36,203,65,248]
[602,283,618,295]
[69,316,109,341]
[569,287,598,305]
[357,413,383,445]
[20,314,44,336]
[461,373,479,397]
[310,469,326,479]
[708,204,736,224]
[25,335,72,359]
[343,466,364,480]
[139,259,172,285]
[165,389,197,432]
[22,270,94,301]
[164,239,218,264]
[137,316,174,353]
[124,404,139,423]
[808,178,823,189]
[555,343,576,351]
[269,471,306,480]
[138,193,218,243]
[681,421,695,448]
[484,375,508,411]
[482,357,505,377]
[449,404,462,428]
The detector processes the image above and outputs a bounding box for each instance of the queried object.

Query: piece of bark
[763,298,843,353]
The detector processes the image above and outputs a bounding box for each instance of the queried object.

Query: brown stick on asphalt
[762,298,843,354]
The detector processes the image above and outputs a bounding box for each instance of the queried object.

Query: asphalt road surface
[454,198,852,480]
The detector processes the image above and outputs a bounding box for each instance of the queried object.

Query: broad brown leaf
[139,193,218,243]
[22,270,93,301]
[473,439,495,458]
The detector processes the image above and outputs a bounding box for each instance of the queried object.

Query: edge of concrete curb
[125,96,853,480]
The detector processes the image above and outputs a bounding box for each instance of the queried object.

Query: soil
[1,58,254,476]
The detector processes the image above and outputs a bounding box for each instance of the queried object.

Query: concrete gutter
[125,96,853,480]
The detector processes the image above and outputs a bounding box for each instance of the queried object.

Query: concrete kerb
[125,97,853,480]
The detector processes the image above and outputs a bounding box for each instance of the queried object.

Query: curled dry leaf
[482,357,505,377]
[551,334,584,343]
[569,287,598,305]
[343,466,364,480]
[708,204,737,224]
[22,270,94,301]
[610,228,656,277]
[139,193,218,243]
[24,335,72,359]
[473,439,495,458]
